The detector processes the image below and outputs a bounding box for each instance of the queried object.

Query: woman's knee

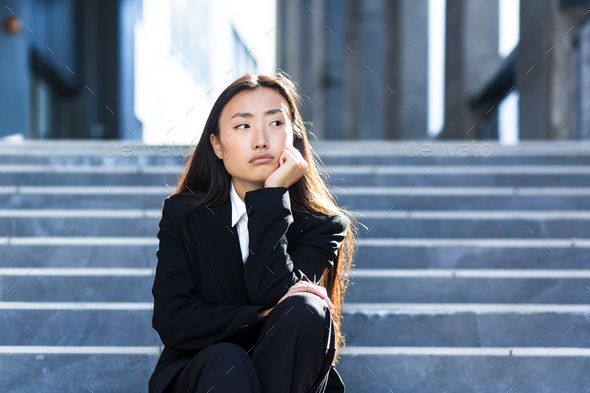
[276,291,331,326]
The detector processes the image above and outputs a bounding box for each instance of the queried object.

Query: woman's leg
[250,292,337,393]
[166,342,262,393]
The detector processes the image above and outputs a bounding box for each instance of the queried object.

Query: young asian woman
[148,73,357,393]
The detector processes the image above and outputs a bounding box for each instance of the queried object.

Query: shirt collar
[230,179,247,227]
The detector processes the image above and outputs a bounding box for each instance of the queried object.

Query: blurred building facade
[276,0,590,141]
[135,0,276,145]
[0,0,143,140]
[0,0,275,143]
[4,0,590,142]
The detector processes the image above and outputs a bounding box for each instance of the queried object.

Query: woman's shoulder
[161,191,206,213]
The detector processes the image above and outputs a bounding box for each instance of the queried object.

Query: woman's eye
[235,121,283,129]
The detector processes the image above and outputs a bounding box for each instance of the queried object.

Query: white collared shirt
[230,180,249,265]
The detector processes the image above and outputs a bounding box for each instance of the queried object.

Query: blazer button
[246,204,253,216]
[241,324,251,332]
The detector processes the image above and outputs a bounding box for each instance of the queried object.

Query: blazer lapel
[191,196,250,304]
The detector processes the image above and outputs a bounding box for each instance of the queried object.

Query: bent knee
[279,292,330,324]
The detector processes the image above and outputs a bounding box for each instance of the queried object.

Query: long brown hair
[171,71,358,364]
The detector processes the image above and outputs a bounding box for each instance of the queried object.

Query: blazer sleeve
[243,187,348,307]
[151,197,268,350]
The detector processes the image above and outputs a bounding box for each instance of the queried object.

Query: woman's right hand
[264,146,309,189]
[257,280,334,318]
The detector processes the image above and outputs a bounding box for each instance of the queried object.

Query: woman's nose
[252,126,269,148]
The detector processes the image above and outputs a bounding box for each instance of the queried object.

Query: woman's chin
[240,177,267,187]
[249,168,276,178]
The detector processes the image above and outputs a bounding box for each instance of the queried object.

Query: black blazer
[148,186,348,393]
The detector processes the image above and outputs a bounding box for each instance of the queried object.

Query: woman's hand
[264,146,309,189]
[258,280,334,318]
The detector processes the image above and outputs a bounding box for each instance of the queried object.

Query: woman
[148,72,357,393]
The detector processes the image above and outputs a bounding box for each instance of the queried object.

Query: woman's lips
[250,157,273,164]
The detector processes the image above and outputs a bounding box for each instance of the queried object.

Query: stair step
[2,310,160,346]
[0,245,156,268]
[6,187,590,210]
[2,243,590,269]
[1,348,589,392]
[2,140,590,391]
[356,245,590,269]
[3,164,590,187]
[3,308,590,347]
[5,151,590,165]
[342,311,590,347]
[3,273,589,303]
[334,349,590,393]
[4,211,590,237]
[0,352,159,393]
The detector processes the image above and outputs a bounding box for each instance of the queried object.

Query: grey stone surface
[355,246,590,269]
[442,0,503,139]
[4,166,590,186]
[341,312,590,347]
[5,169,590,187]
[5,214,590,238]
[5,151,590,165]
[518,0,580,140]
[335,355,590,393]
[333,194,590,211]
[5,193,590,211]
[0,245,157,268]
[332,194,590,210]
[276,0,428,140]
[2,274,588,304]
[3,139,590,159]
[0,172,177,186]
[0,310,160,346]
[353,217,590,238]
[345,276,590,303]
[327,173,590,187]
[0,276,153,302]
[398,0,429,140]
[4,309,590,349]
[2,243,589,271]
[1,353,590,392]
[0,194,168,209]
[578,16,590,140]
[0,354,159,393]
[2,141,590,391]
[6,217,159,237]
[318,155,590,165]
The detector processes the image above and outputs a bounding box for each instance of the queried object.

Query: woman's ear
[210,134,222,159]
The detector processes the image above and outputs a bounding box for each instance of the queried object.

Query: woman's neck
[231,177,265,202]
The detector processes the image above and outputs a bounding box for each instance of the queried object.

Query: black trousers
[165,292,337,393]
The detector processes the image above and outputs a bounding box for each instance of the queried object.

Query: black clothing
[148,187,347,393]
[165,291,338,393]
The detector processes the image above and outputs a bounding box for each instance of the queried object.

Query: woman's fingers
[290,281,334,314]
[294,281,327,298]
[281,146,308,171]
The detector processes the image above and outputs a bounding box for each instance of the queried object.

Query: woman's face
[212,87,294,190]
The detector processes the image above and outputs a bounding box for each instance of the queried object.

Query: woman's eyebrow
[229,108,284,121]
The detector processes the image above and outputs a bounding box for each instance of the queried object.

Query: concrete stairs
[1,140,590,392]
